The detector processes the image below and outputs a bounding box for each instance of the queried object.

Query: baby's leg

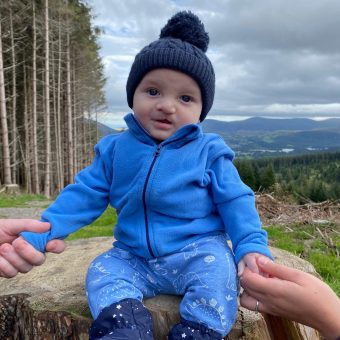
[168,234,239,339]
[86,247,157,339]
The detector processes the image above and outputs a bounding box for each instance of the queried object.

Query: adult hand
[240,256,340,340]
[0,219,65,278]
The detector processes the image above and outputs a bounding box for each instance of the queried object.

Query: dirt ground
[0,200,52,220]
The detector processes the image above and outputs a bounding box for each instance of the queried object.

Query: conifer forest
[0,0,105,197]
[235,152,340,203]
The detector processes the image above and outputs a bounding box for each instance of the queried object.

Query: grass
[266,223,340,296]
[66,206,116,240]
[0,193,48,207]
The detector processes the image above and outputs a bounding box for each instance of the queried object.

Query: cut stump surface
[0,237,320,339]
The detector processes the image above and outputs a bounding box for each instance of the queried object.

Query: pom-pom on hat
[126,11,215,122]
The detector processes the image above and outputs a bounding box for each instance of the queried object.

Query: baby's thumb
[46,239,66,254]
[237,260,245,276]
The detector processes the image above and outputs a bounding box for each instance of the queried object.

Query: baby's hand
[238,253,270,277]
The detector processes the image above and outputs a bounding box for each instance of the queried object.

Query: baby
[21,11,272,340]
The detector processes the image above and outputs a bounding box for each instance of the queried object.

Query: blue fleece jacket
[21,113,272,263]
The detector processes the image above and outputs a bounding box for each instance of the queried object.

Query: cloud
[87,0,340,118]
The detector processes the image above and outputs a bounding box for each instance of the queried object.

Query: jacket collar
[124,113,203,148]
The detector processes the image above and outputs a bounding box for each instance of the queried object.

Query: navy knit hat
[126,11,215,122]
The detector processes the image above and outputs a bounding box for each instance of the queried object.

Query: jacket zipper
[142,144,162,258]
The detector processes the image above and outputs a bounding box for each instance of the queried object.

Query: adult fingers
[0,259,18,278]
[0,243,33,275]
[46,239,66,254]
[257,256,305,283]
[12,237,46,266]
[0,246,19,278]
[1,219,51,236]
[240,291,267,314]
[240,267,270,293]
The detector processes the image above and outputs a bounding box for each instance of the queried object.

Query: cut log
[2,184,20,195]
[0,237,321,339]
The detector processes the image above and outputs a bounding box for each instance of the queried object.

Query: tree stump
[0,237,321,339]
[0,184,20,195]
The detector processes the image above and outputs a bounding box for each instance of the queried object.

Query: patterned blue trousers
[86,234,239,336]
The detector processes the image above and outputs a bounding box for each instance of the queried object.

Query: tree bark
[56,12,64,192]
[9,8,17,184]
[66,27,74,184]
[0,12,12,185]
[43,0,51,198]
[23,61,32,193]
[32,0,40,194]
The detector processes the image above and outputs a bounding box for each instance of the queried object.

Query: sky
[86,0,340,128]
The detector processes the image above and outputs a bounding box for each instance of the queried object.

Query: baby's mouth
[155,118,171,124]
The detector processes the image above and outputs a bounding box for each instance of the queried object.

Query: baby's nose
[156,98,176,114]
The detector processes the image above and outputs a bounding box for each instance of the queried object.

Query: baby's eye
[148,88,159,96]
[180,95,192,103]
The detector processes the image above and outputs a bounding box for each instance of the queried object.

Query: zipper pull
[154,145,162,157]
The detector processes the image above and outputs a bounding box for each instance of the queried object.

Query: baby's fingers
[238,260,245,276]
[244,254,259,274]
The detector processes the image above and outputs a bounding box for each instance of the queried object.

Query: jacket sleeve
[207,149,273,264]
[20,135,115,252]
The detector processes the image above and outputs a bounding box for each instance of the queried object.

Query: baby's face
[132,68,202,141]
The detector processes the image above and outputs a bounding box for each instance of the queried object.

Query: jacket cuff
[20,230,50,253]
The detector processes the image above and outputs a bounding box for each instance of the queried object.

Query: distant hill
[83,119,120,136]
[202,117,340,157]
[202,117,340,133]
[96,120,116,136]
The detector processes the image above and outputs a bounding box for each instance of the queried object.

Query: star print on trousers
[89,298,153,340]
[168,318,223,340]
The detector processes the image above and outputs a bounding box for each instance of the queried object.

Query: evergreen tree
[236,160,257,190]
[260,163,276,190]
[308,180,327,202]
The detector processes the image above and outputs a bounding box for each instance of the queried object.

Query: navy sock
[89,298,154,340]
[168,318,223,340]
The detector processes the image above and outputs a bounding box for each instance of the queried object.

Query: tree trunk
[32,0,40,194]
[9,8,17,184]
[23,61,31,193]
[72,59,78,173]
[0,12,12,185]
[44,0,51,198]
[56,14,63,192]
[66,28,74,184]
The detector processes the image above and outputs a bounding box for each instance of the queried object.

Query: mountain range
[97,117,340,158]
[201,117,340,157]
[202,117,340,132]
